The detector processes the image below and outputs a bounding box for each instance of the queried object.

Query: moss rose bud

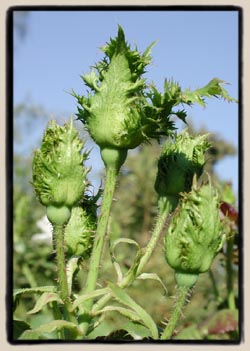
[64,205,96,258]
[155,130,210,199]
[32,118,88,219]
[164,181,225,287]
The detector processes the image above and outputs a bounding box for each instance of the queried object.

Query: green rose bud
[73,26,186,170]
[73,26,153,152]
[155,130,210,210]
[164,181,225,288]
[32,118,88,225]
[64,205,97,258]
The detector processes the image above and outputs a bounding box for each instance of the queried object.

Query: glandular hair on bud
[155,130,210,199]
[164,181,225,278]
[32,118,89,216]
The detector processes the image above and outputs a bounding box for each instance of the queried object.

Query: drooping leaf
[136,272,168,295]
[27,292,64,315]
[19,320,81,340]
[108,282,159,339]
[66,256,83,296]
[110,237,140,283]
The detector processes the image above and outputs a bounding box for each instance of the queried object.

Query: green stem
[91,196,174,314]
[54,225,70,302]
[79,165,119,334]
[226,236,236,310]
[54,224,78,339]
[136,196,175,276]
[160,285,190,340]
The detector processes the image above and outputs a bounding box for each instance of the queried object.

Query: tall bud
[32,118,89,226]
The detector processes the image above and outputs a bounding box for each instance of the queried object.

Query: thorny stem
[160,285,190,340]
[78,165,119,336]
[91,196,175,314]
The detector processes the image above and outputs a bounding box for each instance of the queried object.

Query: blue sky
[13,9,239,195]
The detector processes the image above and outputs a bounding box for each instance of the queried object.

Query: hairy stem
[54,224,69,302]
[54,224,78,338]
[160,285,190,340]
[79,165,119,335]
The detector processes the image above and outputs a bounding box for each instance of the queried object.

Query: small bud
[164,181,225,287]
[64,205,96,258]
[32,118,88,224]
[155,130,210,205]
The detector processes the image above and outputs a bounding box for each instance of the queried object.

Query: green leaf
[136,273,168,295]
[13,286,57,311]
[27,292,64,314]
[94,305,141,322]
[110,238,140,283]
[14,286,57,299]
[66,256,83,296]
[87,320,115,339]
[71,288,110,312]
[108,282,159,339]
[19,320,81,340]
[13,320,31,340]
[122,321,153,340]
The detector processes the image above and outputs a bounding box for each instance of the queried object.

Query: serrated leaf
[13,320,31,340]
[27,292,64,315]
[19,320,81,340]
[14,286,57,300]
[108,282,158,339]
[71,288,109,312]
[13,286,57,311]
[137,273,168,295]
[66,256,83,296]
[95,305,141,322]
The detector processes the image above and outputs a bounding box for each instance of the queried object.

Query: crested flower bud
[64,204,97,258]
[164,181,225,288]
[73,25,153,152]
[73,26,186,169]
[155,130,210,210]
[32,118,88,225]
